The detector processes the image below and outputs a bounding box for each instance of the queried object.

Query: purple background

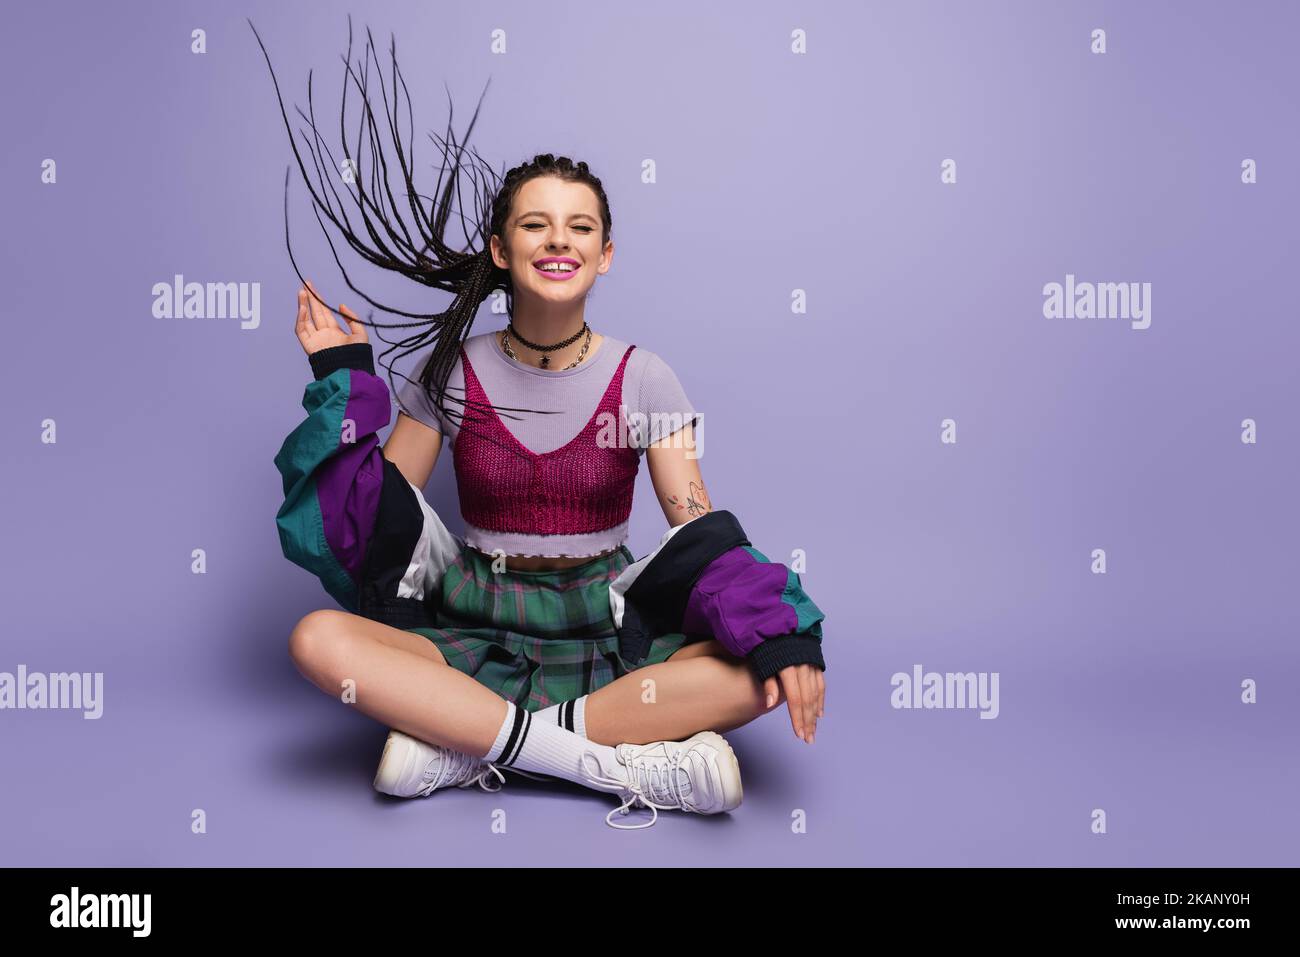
[2,0,1296,866]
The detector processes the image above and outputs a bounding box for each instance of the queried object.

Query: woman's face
[491,175,612,304]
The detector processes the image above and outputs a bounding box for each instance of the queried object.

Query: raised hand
[294,279,368,356]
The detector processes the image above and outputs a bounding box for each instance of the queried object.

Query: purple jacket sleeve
[681,544,826,680]
[273,343,460,625]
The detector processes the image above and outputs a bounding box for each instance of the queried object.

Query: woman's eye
[521,223,594,232]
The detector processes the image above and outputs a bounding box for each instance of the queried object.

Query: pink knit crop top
[452,343,641,555]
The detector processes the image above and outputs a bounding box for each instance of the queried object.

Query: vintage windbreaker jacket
[273,342,826,683]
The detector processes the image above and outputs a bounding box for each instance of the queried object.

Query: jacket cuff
[310,343,375,380]
[747,635,825,683]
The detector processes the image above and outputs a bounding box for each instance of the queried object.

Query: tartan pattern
[407,543,696,711]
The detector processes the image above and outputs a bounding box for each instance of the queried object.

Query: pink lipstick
[532,257,581,281]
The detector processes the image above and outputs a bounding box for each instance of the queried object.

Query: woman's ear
[489,233,509,270]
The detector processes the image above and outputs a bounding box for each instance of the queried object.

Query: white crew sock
[483,701,625,793]
[535,696,589,738]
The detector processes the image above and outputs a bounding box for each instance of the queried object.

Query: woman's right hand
[295,279,368,356]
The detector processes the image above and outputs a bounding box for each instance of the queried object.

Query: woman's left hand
[764,664,825,744]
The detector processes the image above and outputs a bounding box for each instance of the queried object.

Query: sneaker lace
[453,760,555,795]
[416,748,491,795]
[414,747,557,797]
[579,746,689,830]
[461,762,507,793]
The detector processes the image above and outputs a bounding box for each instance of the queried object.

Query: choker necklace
[503,321,591,369]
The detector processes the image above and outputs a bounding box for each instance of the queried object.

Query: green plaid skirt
[406,543,699,711]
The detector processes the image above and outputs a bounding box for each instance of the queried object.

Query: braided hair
[248,15,614,429]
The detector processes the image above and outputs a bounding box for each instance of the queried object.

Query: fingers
[295,286,311,348]
[798,665,817,742]
[338,302,368,344]
[781,670,805,742]
[304,279,336,332]
[766,666,825,743]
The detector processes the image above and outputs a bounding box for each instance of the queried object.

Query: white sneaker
[581,730,744,829]
[373,729,505,798]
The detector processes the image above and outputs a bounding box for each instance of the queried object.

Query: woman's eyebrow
[517,211,599,223]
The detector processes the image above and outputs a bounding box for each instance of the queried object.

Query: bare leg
[288,609,509,757]
[583,640,785,747]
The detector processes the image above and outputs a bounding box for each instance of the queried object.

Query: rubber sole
[372,730,419,797]
[690,730,744,813]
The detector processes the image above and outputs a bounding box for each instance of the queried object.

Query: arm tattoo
[687,481,711,516]
[667,482,712,518]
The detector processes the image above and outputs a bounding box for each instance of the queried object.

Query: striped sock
[535,696,588,738]
[484,701,624,793]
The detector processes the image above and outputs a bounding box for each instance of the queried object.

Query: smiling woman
[523,213,600,283]
[255,14,826,830]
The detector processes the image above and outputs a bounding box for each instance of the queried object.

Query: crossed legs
[288,610,781,752]
[583,639,782,745]
[289,610,507,756]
